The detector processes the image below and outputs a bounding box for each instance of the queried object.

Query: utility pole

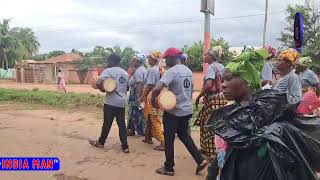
[203,12,211,75]
[262,0,268,46]
[201,0,215,75]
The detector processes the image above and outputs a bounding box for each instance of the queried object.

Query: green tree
[32,54,47,61]
[182,37,235,71]
[75,46,110,71]
[71,49,84,57]
[0,19,40,69]
[278,4,320,73]
[0,19,21,69]
[11,27,40,59]
[46,50,66,59]
[106,46,135,69]
[75,45,135,71]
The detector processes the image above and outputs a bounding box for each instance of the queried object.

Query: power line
[109,11,285,29]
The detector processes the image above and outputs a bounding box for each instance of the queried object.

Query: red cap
[161,47,182,58]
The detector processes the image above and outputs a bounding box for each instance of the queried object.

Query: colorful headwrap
[133,52,146,64]
[264,45,276,59]
[278,48,300,63]
[226,48,269,91]
[297,56,313,68]
[242,45,254,52]
[148,51,161,61]
[208,46,223,60]
[179,53,188,62]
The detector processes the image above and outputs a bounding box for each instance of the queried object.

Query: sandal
[153,145,165,151]
[196,160,209,174]
[127,130,135,136]
[142,139,154,144]
[122,148,130,153]
[88,139,104,148]
[155,167,175,176]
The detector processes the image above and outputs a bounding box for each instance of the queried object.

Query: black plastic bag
[206,90,320,180]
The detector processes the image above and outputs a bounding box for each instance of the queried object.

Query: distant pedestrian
[57,68,66,93]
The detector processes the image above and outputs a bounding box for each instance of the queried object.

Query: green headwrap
[297,56,313,68]
[226,48,269,91]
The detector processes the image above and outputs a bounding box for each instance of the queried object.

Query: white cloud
[0,0,306,53]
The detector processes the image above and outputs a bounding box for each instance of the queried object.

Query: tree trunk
[1,48,4,69]
[4,49,8,70]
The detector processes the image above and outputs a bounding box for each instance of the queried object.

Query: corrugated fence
[0,68,15,79]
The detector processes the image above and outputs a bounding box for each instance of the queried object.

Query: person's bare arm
[138,84,154,105]
[136,82,144,99]
[151,82,166,108]
[262,80,272,86]
[195,79,213,108]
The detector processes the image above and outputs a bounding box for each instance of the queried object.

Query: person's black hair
[107,53,121,65]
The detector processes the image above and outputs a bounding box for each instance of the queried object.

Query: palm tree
[12,27,40,59]
[0,19,40,69]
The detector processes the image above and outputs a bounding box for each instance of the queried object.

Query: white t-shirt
[100,67,129,108]
[273,70,302,104]
[132,66,147,84]
[205,62,224,82]
[299,69,319,87]
[160,64,193,117]
[145,65,160,86]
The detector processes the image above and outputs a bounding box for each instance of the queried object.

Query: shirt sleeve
[205,64,216,80]
[307,71,320,86]
[100,69,110,81]
[287,75,302,104]
[160,69,174,87]
[133,69,144,83]
[146,69,157,86]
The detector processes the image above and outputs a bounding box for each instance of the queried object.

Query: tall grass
[0,88,200,127]
[0,88,104,109]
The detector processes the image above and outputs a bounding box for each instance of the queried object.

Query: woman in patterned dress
[194,46,227,157]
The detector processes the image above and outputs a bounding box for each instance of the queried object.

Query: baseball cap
[161,47,182,58]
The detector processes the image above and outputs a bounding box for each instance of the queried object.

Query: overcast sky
[0,0,305,54]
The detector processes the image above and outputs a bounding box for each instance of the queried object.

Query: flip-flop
[142,139,154,144]
[155,167,175,176]
[153,145,165,151]
[196,160,209,174]
[88,139,104,148]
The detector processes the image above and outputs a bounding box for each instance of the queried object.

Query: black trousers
[98,104,128,149]
[163,112,204,172]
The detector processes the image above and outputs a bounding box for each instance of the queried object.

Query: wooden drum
[157,89,176,111]
[92,77,116,93]
[102,78,116,93]
[147,89,176,111]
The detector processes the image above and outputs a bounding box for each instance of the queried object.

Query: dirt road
[0,103,205,180]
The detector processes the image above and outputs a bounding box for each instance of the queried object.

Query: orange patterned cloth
[143,94,164,143]
[278,48,300,63]
[148,51,162,60]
